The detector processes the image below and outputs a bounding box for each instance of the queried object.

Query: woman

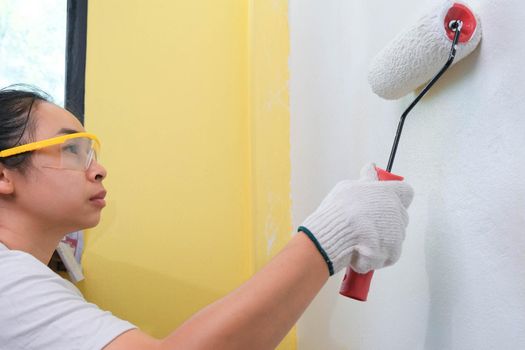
[0,86,413,350]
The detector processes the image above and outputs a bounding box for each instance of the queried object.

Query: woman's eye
[62,144,79,155]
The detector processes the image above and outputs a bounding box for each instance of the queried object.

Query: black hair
[0,84,52,172]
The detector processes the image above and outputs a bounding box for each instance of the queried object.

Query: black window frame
[65,0,87,125]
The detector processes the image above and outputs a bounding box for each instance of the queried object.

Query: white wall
[290,0,525,349]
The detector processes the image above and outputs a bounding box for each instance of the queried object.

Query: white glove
[298,163,414,275]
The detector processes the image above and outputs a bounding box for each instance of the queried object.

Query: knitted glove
[298,163,414,275]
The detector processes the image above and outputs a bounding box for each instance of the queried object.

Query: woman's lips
[90,190,107,207]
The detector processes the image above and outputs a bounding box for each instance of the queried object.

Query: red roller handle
[339,166,404,301]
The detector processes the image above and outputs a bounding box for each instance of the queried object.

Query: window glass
[0,0,67,106]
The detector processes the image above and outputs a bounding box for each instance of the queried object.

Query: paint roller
[339,1,481,301]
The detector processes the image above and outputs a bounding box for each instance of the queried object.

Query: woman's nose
[87,159,107,182]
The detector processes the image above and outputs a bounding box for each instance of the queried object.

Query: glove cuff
[300,198,359,274]
[298,226,334,276]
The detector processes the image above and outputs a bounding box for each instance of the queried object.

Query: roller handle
[339,166,404,301]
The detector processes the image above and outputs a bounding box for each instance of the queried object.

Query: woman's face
[10,102,107,233]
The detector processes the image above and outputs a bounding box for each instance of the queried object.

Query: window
[0,0,87,122]
[0,0,67,105]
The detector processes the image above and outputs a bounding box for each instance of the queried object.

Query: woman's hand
[299,163,414,275]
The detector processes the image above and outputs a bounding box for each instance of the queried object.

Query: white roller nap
[368,0,482,100]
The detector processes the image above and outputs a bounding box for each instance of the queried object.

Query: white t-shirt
[0,242,136,350]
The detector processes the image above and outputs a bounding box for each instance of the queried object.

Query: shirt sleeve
[0,249,137,350]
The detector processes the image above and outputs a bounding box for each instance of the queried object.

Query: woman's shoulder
[0,242,51,273]
[0,242,83,297]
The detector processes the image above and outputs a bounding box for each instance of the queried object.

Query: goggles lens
[53,137,100,171]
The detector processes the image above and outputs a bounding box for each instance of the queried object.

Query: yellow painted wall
[81,0,292,348]
[249,2,294,348]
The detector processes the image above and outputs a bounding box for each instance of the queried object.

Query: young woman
[0,86,413,350]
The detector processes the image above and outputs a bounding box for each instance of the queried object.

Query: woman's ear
[0,165,15,195]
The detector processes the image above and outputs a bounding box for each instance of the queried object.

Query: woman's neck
[0,210,66,264]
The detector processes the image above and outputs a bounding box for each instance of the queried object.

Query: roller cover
[367,1,481,100]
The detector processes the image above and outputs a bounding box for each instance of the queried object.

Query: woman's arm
[160,232,328,349]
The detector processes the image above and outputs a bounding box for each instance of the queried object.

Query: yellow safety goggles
[0,132,101,171]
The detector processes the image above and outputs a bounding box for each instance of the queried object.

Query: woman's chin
[78,213,102,231]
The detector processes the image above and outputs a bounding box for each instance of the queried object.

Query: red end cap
[444,3,477,43]
[339,269,375,301]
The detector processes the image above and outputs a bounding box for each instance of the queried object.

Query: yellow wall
[81,0,292,348]
[249,1,293,348]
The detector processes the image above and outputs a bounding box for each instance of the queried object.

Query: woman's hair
[0,84,52,172]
